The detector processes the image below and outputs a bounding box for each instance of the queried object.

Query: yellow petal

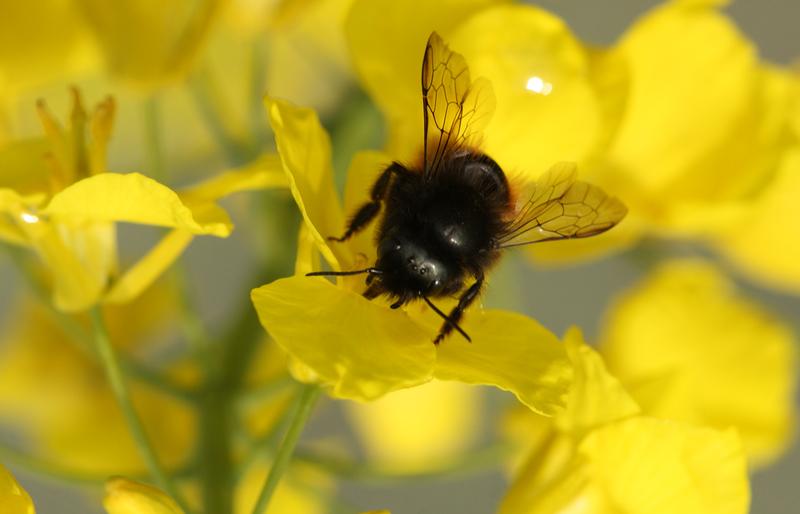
[345,0,504,160]
[434,309,572,416]
[600,260,797,466]
[577,418,749,514]
[341,150,395,264]
[0,0,98,96]
[104,230,194,304]
[179,153,288,203]
[43,173,231,236]
[0,138,53,195]
[265,97,347,269]
[345,380,483,471]
[0,464,35,514]
[251,276,435,400]
[23,220,107,311]
[104,477,183,514]
[605,2,786,234]
[715,147,800,293]
[555,328,640,436]
[448,5,605,178]
[75,0,221,87]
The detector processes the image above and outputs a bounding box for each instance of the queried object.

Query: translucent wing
[496,162,628,248]
[422,32,495,178]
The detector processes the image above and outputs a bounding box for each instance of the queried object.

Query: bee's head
[375,233,450,297]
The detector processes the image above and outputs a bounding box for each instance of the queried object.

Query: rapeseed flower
[599,260,798,466]
[0,90,284,311]
[500,330,750,514]
[104,477,183,514]
[251,98,573,413]
[0,465,34,514]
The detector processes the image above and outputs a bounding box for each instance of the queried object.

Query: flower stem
[89,306,193,513]
[143,95,167,181]
[250,384,320,514]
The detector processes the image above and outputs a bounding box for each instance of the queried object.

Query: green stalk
[143,95,167,181]
[89,307,193,513]
[250,384,320,514]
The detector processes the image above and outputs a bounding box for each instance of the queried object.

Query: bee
[309,32,627,344]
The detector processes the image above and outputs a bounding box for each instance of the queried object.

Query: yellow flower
[0,465,34,514]
[597,1,792,239]
[345,0,635,263]
[251,98,573,414]
[501,331,750,514]
[235,464,331,514]
[344,381,483,471]
[0,285,194,475]
[0,90,285,311]
[104,477,183,514]
[712,70,800,292]
[599,260,798,466]
[74,0,223,88]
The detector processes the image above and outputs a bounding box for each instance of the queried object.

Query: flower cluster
[0,1,798,514]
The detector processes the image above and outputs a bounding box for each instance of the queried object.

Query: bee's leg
[329,162,404,243]
[433,273,484,344]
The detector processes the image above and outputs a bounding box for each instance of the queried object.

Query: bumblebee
[310,32,627,344]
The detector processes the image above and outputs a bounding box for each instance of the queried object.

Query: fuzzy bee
[309,32,627,344]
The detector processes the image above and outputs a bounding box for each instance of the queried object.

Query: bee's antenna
[306,267,383,277]
[422,296,471,343]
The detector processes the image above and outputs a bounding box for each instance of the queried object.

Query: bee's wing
[422,32,495,178]
[495,162,627,249]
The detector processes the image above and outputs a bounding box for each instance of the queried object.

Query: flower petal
[448,5,607,178]
[179,153,288,203]
[345,380,483,470]
[605,2,787,235]
[715,147,800,293]
[0,464,34,514]
[104,230,194,304]
[345,0,503,159]
[104,477,183,514]
[251,276,435,400]
[265,97,348,269]
[434,309,572,416]
[578,418,749,514]
[600,260,797,466]
[555,328,639,436]
[43,173,231,236]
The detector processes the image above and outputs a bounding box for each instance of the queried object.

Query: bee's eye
[419,267,427,275]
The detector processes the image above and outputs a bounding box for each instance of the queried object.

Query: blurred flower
[104,477,183,514]
[251,98,573,414]
[344,381,483,471]
[501,330,750,514]
[0,464,34,514]
[74,0,223,88]
[712,72,800,292]
[599,260,798,466]
[597,1,792,240]
[0,90,284,311]
[0,285,195,475]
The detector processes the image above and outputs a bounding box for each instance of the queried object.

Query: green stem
[89,307,193,513]
[143,95,167,181]
[250,384,320,514]
[198,384,233,514]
